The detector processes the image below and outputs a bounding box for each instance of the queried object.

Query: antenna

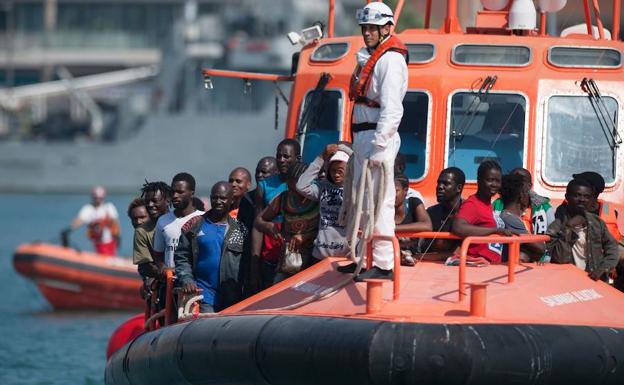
[443,0,462,33]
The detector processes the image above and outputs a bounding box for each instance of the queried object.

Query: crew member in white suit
[342,1,408,280]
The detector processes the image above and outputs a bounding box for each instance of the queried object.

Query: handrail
[395,231,549,301]
[614,0,621,41]
[425,0,432,29]
[591,0,606,40]
[328,0,335,38]
[393,0,405,31]
[202,69,294,83]
[458,234,550,301]
[365,235,401,300]
[396,231,458,239]
[583,0,593,36]
[164,269,174,326]
[144,269,175,330]
[143,289,152,330]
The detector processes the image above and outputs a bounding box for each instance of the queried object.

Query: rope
[178,294,204,319]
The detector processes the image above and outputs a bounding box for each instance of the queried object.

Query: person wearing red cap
[70,186,120,256]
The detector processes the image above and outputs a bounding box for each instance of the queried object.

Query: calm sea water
[0,193,137,385]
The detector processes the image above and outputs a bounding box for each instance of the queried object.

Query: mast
[443,0,462,33]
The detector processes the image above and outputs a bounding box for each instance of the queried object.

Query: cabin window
[406,44,435,64]
[452,44,531,66]
[447,92,526,180]
[298,89,343,163]
[548,47,622,68]
[398,92,429,180]
[543,96,618,184]
[311,43,349,62]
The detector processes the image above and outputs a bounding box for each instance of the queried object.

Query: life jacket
[349,35,408,108]
[87,215,120,243]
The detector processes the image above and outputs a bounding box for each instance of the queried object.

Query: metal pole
[583,0,593,36]
[591,0,606,39]
[469,283,488,317]
[5,1,14,88]
[328,0,335,38]
[539,11,547,36]
[43,0,57,82]
[365,280,384,314]
[444,0,461,33]
[393,0,405,29]
[614,0,621,41]
[425,0,432,29]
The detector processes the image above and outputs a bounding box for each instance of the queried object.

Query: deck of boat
[223,258,624,328]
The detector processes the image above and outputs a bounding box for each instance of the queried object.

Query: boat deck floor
[223,258,624,328]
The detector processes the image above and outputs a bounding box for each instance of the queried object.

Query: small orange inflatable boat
[13,243,143,310]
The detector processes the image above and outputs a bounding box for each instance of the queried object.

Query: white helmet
[356,2,395,26]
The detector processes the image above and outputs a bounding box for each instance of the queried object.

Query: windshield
[398,92,429,180]
[299,90,343,163]
[448,92,526,180]
[544,95,618,183]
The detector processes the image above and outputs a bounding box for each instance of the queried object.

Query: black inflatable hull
[106,315,624,385]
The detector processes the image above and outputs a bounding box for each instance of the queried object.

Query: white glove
[368,145,385,168]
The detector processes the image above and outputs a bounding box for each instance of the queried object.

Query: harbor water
[0,193,136,385]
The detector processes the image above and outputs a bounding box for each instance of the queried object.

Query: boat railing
[395,231,550,302]
[365,235,402,301]
[144,269,175,331]
[145,233,550,326]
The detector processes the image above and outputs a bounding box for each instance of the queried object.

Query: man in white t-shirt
[70,186,120,256]
[152,173,204,267]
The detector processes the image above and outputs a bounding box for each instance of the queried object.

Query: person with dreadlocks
[341,1,408,280]
[132,181,171,280]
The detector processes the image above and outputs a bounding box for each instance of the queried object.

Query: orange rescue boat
[105,233,624,385]
[106,0,624,383]
[14,243,143,310]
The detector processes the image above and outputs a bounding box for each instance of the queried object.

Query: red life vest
[87,215,120,243]
[349,35,408,108]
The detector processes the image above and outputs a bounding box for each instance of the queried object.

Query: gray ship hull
[0,109,284,193]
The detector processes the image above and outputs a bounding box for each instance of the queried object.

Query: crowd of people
[69,2,623,315]
[93,136,621,315]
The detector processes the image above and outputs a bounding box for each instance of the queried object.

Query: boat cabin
[204,0,624,236]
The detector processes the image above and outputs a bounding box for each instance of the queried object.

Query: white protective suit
[351,46,408,270]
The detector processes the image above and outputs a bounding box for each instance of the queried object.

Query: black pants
[260,260,277,290]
